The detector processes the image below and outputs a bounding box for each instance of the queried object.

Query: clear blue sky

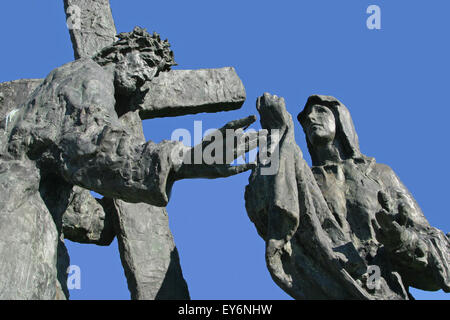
[0,1,448,300]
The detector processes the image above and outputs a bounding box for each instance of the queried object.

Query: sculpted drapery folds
[245,93,449,299]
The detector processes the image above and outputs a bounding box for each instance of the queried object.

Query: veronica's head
[298,95,362,166]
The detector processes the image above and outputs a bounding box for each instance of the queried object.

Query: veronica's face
[304,105,336,146]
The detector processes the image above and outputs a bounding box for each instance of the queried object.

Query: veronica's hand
[256,92,291,131]
[374,191,428,267]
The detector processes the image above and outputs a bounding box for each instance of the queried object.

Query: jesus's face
[113,51,157,95]
[303,104,336,146]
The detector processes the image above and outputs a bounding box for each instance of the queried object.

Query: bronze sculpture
[245,93,449,299]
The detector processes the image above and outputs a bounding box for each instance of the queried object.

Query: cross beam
[139,67,246,119]
[64,0,117,59]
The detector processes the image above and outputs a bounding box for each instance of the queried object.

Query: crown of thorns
[94,26,177,72]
